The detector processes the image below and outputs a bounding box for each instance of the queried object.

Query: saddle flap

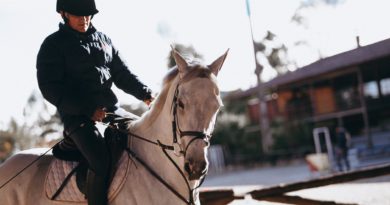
[45,152,130,202]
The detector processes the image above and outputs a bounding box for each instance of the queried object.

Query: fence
[199,163,390,205]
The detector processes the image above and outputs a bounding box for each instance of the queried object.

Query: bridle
[171,83,211,157]
[120,81,214,205]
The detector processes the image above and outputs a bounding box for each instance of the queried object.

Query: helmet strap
[60,11,69,24]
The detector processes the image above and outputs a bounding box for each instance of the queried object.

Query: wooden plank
[262,194,357,205]
[199,189,236,205]
[250,163,390,199]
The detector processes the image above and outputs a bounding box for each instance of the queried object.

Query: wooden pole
[250,163,390,199]
[199,189,243,205]
[356,68,372,148]
[262,194,357,205]
[246,0,272,153]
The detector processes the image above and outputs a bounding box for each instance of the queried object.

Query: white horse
[0,48,228,205]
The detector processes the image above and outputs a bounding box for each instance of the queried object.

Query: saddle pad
[45,152,129,202]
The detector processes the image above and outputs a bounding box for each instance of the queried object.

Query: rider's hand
[144,97,155,106]
[91,108,106,122]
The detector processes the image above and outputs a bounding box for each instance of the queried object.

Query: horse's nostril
[184,162,191,174]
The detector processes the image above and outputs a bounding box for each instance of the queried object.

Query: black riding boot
[87,170,108,205]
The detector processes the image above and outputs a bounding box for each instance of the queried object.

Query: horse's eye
[178,100,185,109]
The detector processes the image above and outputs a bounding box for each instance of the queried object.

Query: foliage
[5,118,37,151]
[253,0,346,77]
[300,0,344,8]
[254,31,294,76]
[292,0,345,27]
[223,98,248,115]
[166,43,203,68]
[211,118,262,164]
[0,131,15,161]
[0,91,63,158]
[271,117,314,154]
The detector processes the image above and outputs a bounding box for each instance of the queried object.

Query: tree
[0,130,15,161]
[253,31,294,76]
[166,44,203,68]
[0,90,64,155]
[6,118,36,151]
[252,0,346,78]
[23,90,62,142]
[211,97,265,164]
[291,0,346,59]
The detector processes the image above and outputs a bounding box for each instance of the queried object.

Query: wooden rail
[250,163,390,199]
[199,188,243,205]
[261,195,357,205]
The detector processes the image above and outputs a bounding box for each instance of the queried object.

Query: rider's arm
[109,42,153,102]
[36,37,97,117]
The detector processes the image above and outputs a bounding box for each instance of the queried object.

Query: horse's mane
[131,64,214,130]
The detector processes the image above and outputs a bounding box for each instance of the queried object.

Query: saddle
[50,116,131,200]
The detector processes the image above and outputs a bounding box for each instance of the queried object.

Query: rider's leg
[65,119,110,205]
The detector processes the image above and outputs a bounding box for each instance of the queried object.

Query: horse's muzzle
[185,160,208,180]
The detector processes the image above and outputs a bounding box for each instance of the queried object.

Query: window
[381,78,390,96]
[364,81,379,99]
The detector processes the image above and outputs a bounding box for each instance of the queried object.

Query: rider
[36,0,154,204]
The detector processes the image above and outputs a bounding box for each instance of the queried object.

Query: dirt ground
[203,162,390,205]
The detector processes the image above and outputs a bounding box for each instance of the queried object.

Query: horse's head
[171,48,228,180]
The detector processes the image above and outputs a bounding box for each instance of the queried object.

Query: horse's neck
[131,77,178,145]
[127,78,198,199]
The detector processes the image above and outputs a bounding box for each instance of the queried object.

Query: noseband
[171,84,211,157]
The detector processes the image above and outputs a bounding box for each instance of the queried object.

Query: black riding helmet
[56,0,99,16]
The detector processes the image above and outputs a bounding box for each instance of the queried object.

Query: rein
[0,140,63,190]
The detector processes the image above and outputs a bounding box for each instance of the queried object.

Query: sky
[1,0,390,126]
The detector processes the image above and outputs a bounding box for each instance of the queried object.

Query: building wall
[313,86,336,115]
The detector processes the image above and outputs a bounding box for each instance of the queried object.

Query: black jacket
[36,23,152,119]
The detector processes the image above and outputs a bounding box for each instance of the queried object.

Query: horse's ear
[209,49,229,77]
[171,46,188,78]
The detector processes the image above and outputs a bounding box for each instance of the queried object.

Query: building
[226,38,390,154]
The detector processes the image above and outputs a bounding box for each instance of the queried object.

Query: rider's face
[65,12,91,33]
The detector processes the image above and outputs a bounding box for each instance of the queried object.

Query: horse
[0,48,228,205]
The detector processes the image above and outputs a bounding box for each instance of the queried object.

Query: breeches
[66,121,109,176]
